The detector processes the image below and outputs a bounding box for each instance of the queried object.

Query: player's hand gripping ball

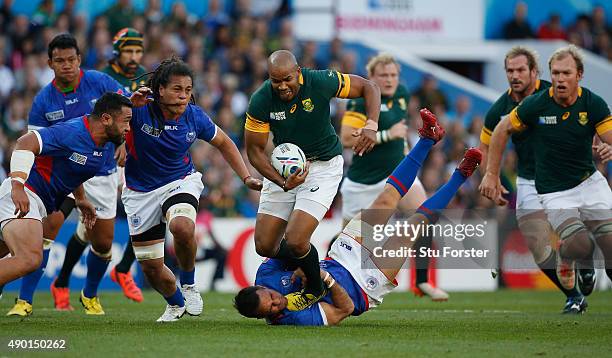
[271,143,306,178]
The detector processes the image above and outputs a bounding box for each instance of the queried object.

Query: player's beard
[106,125,125,146]
[120,61,139,76]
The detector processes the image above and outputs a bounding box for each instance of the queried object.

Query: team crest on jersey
[578,112,588,126]
[186,131,196,142]
[290,104,297,113]
[141,123,162,137]
[302,98,314,112]
[68,152,87,165]
[281,275,292,287]
[130,215,142,228]
[398,98,407,110]
[270,111,286,121]
[45,110,65,122]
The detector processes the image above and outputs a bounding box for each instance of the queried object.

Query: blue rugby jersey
[28,70,124,176]
[254,258,368,326]
[26,116,114,213]
[124,103,217,192]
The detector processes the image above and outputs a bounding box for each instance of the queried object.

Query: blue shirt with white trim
[26,117,114,213]
[124,103,217,192]
[28,70,124,176]
[254,258,368,326]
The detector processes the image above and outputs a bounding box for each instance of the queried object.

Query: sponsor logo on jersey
[186,131,196,142]
[290,104,297,113]
[578,112,588,126]
[45,110,65,122]
[538,116,557,125]
[141,123,162,137]
[68,152,88,165]
[65,98,79,105]
[165,125,178,130]
[302,98,314,112]
[93,151,104,157]
[398,98,407,110]
[380,103,389,112]
[310,186,319,192]
[270,111,286,121]
[562,111,570,120]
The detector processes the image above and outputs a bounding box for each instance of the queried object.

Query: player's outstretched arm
[319,270,354,326]
[211,127,262,191]
[479,115,520,205]
[9,132,42,218]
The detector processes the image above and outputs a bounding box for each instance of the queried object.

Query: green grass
[0,290,611,357]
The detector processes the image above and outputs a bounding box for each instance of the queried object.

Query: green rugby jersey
[245,68,351,161]
[343,84,410,184]
[481,80,550,180]
[510,86,611,194]
[102,62,148,93]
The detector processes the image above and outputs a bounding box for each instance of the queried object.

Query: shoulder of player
[395,84,410,99]
[536,79,552,92]
[579,86,603,105]
[248,81,273,106]
[302,68,338,86]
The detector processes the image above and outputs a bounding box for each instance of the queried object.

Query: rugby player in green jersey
[479,46,589,313]
[245,50,381,310]
[102,28,148,94]
[481,45,612,313]
[340,53,448,301]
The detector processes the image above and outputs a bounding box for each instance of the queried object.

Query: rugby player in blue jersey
[234,110,482,326]
[5,34,130,316]
[125,58,262,322]
[0,93,132,308]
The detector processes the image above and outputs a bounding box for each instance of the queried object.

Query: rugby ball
[271,143,306,178]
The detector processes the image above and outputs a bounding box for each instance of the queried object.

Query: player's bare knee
[19,250,43,274]
[519,219,552,263]
[169,217,194,242]
[254,240,277,257]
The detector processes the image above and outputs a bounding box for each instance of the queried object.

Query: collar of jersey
[82,115,102,147]
[111,61,138,80]
[52,69,84,95]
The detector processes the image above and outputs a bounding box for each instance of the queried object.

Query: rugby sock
[55,234,88,288]
[414,234,432,284]
[417,170,466,222]
[180,268,195,286]
[164,287,185,307]
[19,241,51,304]
[387,138,434,197]
[115,240,136,274]
[538,251,582,298]
[83,250,110,298]
[606,269,612,282]
[294,245,325,296]
[273,239,292,260]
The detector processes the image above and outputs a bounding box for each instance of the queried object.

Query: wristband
[242,175,252,184]
[282,179,288,192]
[11,176,26,185]
[10,149,35,180]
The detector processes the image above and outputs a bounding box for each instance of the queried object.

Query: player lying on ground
[234,109,483,325]
[0,93,132,295]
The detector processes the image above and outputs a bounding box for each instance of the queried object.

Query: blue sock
[180,269,195,286]
[164,287,185,307]
[386,138,434,196]
[417,170,467,221]
[19,248,50,304]
[83,250,110,298]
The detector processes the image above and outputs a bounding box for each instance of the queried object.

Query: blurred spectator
[104,0,138,34]
[503,2,534,39]
[537,13,567,40]
[413,74,449,113]
[568,14,594,50]
[447,95,473,127]
[591,6,611,37]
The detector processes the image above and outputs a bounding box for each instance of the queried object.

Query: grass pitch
[0,290,611,357]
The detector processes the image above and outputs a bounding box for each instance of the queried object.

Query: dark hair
[234,286,263,319]
[146,56,194,103]
[92,92,132,118]
[48,33,80,59]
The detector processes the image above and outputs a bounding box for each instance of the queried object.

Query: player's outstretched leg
[110,240,143,302]
[52,228,88,311]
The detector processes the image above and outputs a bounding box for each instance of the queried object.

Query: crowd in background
[0,0,609,220]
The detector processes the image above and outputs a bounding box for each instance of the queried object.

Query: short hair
[548,44,584,74]
[366,53,400,77]
[91,92,132,118]
[234,286,263,319]
[504,46,539,75]
[48,33,80,59]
